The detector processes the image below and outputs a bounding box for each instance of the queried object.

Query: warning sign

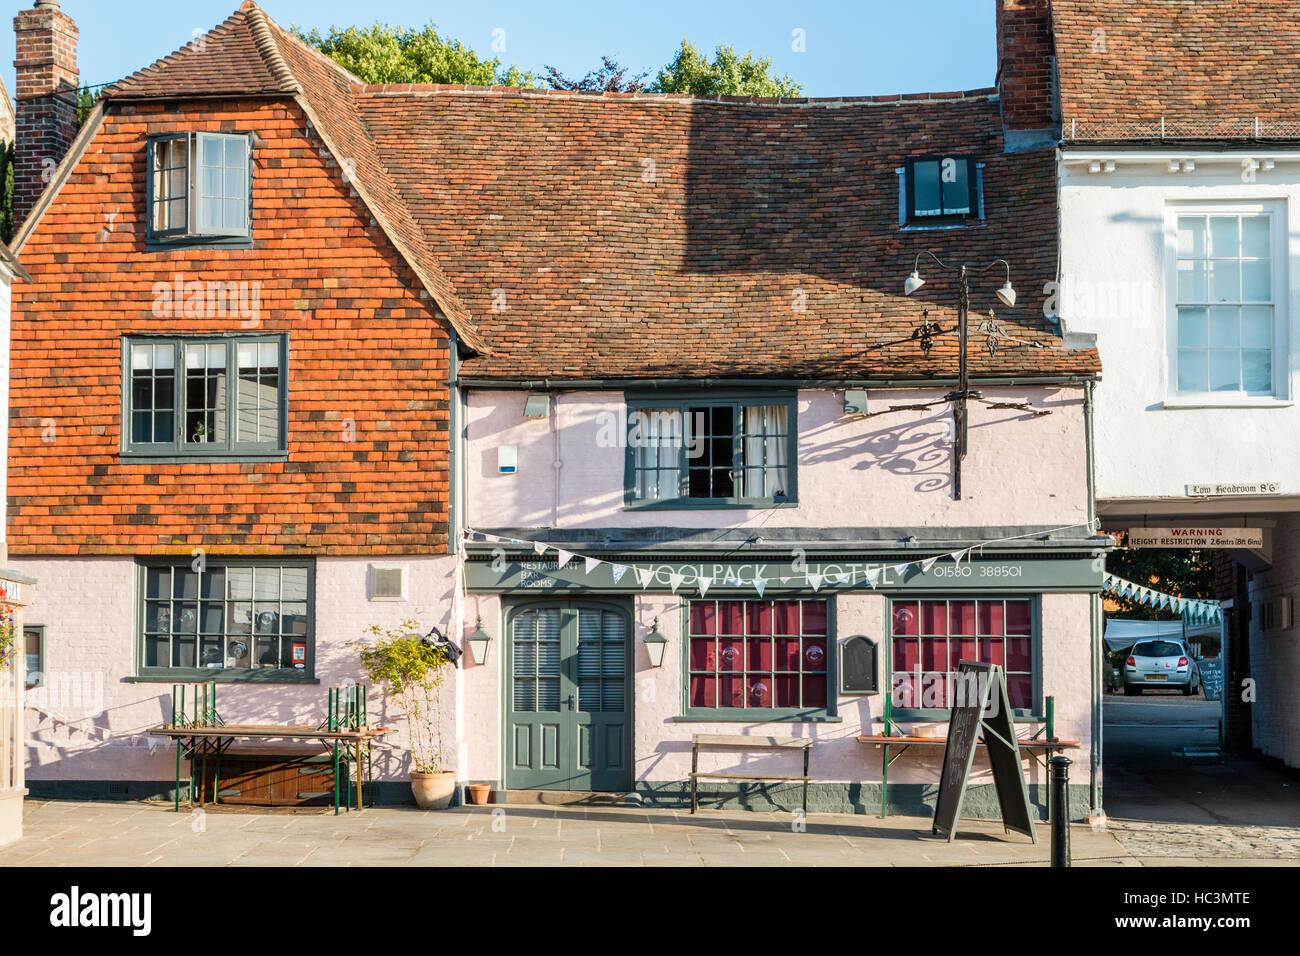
[1127,527,1263,549]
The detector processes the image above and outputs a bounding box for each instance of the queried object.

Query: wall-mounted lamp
[644,618,668,668]
[466,617,492,665]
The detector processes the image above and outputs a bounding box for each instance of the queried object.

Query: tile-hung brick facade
[9,3,467,802]
[1051,0,1300,774]
[10,0,1113,815]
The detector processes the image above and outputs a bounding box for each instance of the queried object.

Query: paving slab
[1,798,1297,866]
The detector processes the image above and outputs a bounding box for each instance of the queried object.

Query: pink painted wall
[454,590,1095,791]
[466,387,1089,530]
[22,555,462,784]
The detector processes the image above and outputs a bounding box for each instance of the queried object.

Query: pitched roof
[104,5,298,99]
[88,2,1098,382]
[358,88,1094,381]
[1054,0,1300,143]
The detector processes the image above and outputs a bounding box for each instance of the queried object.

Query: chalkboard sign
[932,661,1038,844]
[1198,658,1224,701]
[840,635,878,694]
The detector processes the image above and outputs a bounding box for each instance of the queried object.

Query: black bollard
[1050,755,1071,868]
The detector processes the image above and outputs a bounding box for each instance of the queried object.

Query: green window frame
[121,333,288,460]
[624,392,798,509]
[145,131,253,248]
[135,558,315,683]
[886,594,1041,721]
[680,597,838,722]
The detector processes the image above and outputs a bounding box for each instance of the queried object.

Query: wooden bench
[689,734,813,814]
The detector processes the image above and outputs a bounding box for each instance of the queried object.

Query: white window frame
[1163,200,1291,405]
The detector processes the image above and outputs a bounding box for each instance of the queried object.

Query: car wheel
[1181,682,1193,696]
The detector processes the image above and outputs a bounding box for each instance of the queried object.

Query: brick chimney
[13,0,79,229]
[995,0,1058,149]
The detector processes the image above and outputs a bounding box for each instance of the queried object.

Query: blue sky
[2,1,995,99]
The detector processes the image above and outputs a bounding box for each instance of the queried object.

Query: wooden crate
[199,751,339,807]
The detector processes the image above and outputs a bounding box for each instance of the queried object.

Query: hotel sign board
[465,553,1105,594]
[1186,482,1282,497]
[1127,528,1264,549]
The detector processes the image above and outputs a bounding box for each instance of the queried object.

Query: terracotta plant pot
[410,770,457,810]
[466,783,491,805]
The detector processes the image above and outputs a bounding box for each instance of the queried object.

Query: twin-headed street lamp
[900,251,1018,500]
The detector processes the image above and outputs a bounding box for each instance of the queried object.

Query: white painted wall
[1059,151,1300,504]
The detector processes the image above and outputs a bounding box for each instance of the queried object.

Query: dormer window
[146,132,252,245]
[901,154,980,226]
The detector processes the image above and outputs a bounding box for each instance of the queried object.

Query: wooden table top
[149,724,390,741]
[856,734,1080,748]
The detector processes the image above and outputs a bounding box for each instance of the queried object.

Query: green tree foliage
[292,22,539,87]
[0,140,13,244]
[1106,547,1217,620]
[355,619,454,773]
[650,39,803,97]
[544,56,648,92]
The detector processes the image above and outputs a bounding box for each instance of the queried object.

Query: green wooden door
[506,602,631,791]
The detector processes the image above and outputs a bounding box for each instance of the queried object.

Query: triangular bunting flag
[610,564,629,585]
[893,563,910,578]
[865,568,882,588]
[921,556,939,574]
[555,549,574,569]
[634,567,654,589]
[698,576,712,597]
[807,572,823,592]
[533,541,549,555]
[584,556,602,575]
[950,549,969,565]
[780,576,791,584]
[754,576,767,598]
[668,571,685,593]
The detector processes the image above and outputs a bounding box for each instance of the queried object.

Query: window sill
[127,674,318,685]
[624,498,798,511]
[120,451,288,464]
[145,235,253,252]
[1161,397,1293,409]
[673,713,841,723]
[899,221,984,232]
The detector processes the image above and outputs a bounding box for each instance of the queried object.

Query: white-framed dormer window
[1166,202,1288,400]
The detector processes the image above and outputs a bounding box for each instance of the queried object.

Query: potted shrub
[357,619,456,809]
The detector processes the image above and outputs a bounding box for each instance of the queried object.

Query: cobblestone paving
[1105,819,1300,864]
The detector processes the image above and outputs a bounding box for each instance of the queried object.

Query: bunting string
[1103,572,1221,625]
[462,520,1106,597]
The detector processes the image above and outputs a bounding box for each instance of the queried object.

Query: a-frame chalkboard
[932,661,1037,843]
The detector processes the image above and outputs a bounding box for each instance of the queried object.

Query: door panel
[506,602,632,791]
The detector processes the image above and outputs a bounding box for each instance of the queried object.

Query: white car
[1123,639,1201,696]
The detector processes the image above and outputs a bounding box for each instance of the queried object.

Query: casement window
[625,395,796,507]
[137,560,314,682]
[1170,206,1284,398]
[889,597,1038,719]
[900,155,981,226]
[122,334,287,458]
[24,625,44,690]
[685,599,834,719]
[146,132,253,245]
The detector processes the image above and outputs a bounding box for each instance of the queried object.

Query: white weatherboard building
[1059,149,1300,769]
